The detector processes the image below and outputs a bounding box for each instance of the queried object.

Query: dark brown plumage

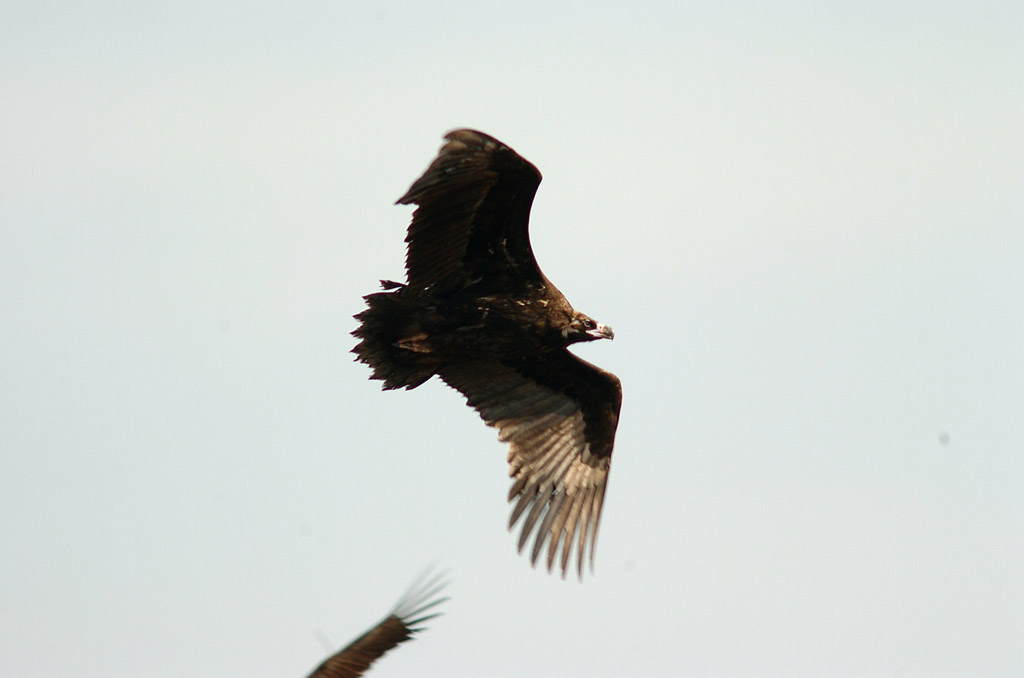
[305,572,446,678]
[353,129,621,578]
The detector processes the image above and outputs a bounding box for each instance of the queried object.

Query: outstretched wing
[306,571,447,678]
[397,129,544,294]
[439,353,622,578]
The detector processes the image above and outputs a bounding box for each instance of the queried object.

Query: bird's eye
[582,318,596,330]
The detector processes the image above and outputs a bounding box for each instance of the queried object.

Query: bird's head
[564,312,615,344]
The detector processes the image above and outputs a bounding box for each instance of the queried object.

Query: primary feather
[304,571,447,678]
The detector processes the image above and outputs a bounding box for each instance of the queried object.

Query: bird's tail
[352,283,438,390]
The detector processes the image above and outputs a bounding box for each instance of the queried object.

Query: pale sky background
[2,2,1023,677]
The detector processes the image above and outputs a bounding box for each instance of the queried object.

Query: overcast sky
[2,2,1023,677]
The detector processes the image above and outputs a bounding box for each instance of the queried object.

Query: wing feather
[305,571,447,678]
[397,129,544,293]
[439,352,621,578]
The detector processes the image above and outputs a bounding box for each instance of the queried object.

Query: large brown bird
[353,129,621,578]
[305,571,447,678]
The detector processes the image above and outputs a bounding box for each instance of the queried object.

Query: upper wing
[397,129,544,294]
[439,352,622,578]
[305,572,447,678]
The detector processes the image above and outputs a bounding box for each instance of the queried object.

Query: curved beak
[586,323,614,340]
